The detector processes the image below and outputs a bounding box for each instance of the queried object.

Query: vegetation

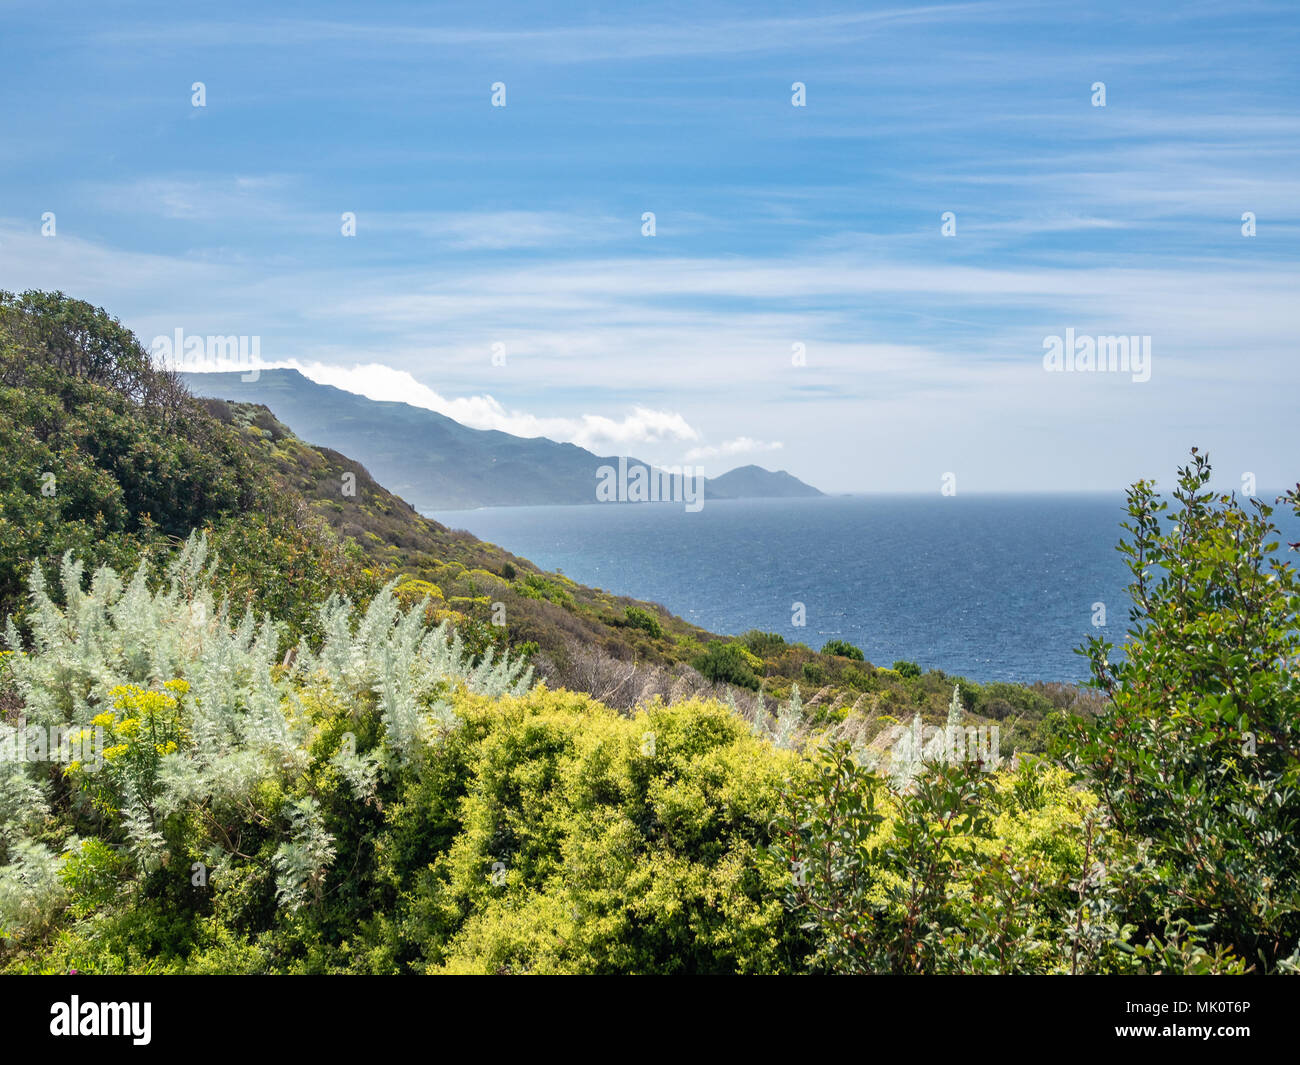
[2,292,1296,974]
[692,640,763,691]
[623,606,665,639]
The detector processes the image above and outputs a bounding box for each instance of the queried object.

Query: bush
[1071,451,1300,971]
[891,660,921,679]
[820,639,864,661]
[623,606,664,639]
[691,641,762,691]
[741,630,786,656]
[768,743,1120,973]
[416,692,810,973]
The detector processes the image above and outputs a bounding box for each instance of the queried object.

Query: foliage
[768,741,1144,973]
[821,639,864,661]
[692,641,762,691]
[0,545,809,973]
[623,606,664,639]
[0,541,531,964]
[1070,451,1300,972]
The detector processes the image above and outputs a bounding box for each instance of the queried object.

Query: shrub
[741,630,786,656]
[768,742,1127,974]
[1070,451,1300,971]
[623,606,664,639]
[691,641,762,691]
[820,639,864,661]
[891,660,921,679]
[416,692,810,973]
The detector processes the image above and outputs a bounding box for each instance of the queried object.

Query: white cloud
[685,437,784,461]
[261,359,701,454]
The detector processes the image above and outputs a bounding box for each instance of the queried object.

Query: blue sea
[431,494,1298,684]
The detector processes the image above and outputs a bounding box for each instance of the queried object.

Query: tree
[1071,450,1300,971]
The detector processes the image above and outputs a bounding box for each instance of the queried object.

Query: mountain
[182,369,822,511]
[706,464,824,499]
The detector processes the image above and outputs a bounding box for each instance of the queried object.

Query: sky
[0,0,1297,492]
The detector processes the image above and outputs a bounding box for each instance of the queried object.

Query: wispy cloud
[252,359,702,454]
[3,0,1298,490]
[94,5,1010,61]
[686,437,784,462]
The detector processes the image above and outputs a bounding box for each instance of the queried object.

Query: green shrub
[623,606,664,639]
[768,742,1132,974]
[691,641,762,690]
[741,630,786,656]
[416,691,810,973]
[1070,451,1300,972]
[820,639,864,661]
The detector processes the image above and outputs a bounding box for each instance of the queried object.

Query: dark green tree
[1071,450,1300,971]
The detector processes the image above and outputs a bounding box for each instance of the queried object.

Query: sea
[430,493,1298,684]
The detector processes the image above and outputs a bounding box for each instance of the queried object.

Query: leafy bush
[891,660,921,679]
[768,742,1119,973]
[741,630,786,656]
[0,541,811,974]
[413,692,809,973]
[0,539,531,962]
[820,639,864,661]
[691,641,762,691]
[623,606,664,639]
[1071,451,1300,971]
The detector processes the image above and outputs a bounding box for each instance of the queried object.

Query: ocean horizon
[432,491,1299,685]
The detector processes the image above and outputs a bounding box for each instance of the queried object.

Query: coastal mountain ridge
[182,369,823,512]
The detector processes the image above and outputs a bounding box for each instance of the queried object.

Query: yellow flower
[164,678,190,695]
[91,712,116,727]
[109,684,139,704]
[103,744,129,762]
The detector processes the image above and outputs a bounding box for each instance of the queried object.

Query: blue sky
[1,1,1297,492]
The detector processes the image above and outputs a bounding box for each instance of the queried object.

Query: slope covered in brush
[0,290,1076,757]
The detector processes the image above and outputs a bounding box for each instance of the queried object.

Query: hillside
[183,369,823,511]
[2,292,1076,748]
[0,294,1078,897]
[706,464,824,499]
